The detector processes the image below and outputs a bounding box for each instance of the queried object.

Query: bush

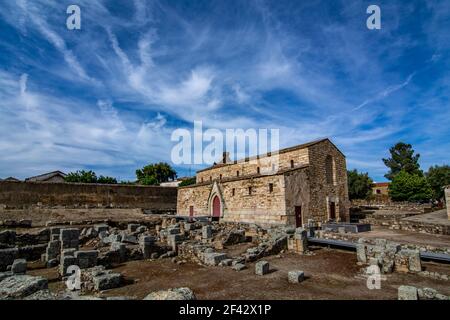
[389,171,433,202]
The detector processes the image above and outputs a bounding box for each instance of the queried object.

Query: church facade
[177,138,349,227]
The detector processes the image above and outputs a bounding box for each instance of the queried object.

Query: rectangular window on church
[269,183,273,193]
[248,187,252,195]
[232,188,235,196]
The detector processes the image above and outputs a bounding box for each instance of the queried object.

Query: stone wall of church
[195,147,309,183]
[307,140,349,222]
[177,174,287,225]
[283,168,311,226]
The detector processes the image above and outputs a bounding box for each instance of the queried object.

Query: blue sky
[0,0,449,182]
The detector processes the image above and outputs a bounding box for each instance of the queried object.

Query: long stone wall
[0,181,177,212]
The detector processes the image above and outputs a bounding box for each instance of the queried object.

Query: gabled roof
[2,177,20,182]
[25,170,67,182]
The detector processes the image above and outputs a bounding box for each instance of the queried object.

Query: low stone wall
[351,200,433,213]
[314,230,450,254]
[0,181,177,212]
[387,219,450,235]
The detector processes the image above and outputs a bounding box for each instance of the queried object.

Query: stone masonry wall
[283,168,311,226]
[196,147,309,183]
[0,181,177,211]
[308,140,349,222]
[177,174,287,225]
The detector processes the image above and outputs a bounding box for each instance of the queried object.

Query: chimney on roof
[222,151,231,164]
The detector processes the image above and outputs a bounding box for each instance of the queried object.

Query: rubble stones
[102,234,122,245]
[47,259,59,268]
[407,250,422,272]
[204,252,228,266]
[81,266,123,291]
[398,285,418,300]
[0,275,48,299]
[11,259,27,274]
[140,236,155,259]
[121,233,138,244]
[136,226,147,233]
[394,250,421,273]
[60,228,80,250]
[219,259,233,267]
[232,263,246,271]
[94,224,109,233]
[75,250,98,269]
[0,248,18,272]
[59,255,77,277]
[0,230,16,245]
[356,244,367,263]
[222,229,246,246]
[0,271,13,282]
[202,225,212,239]
[109,242,127,262]
[168,227,181,235]
[143,287,196,300]
[127,224,140,233]
[45,240,61,261]
[255,261,270,276]
[150,252,159,259]
[93,273,122,291]
[288,271,305,283]
[24,289,57,300]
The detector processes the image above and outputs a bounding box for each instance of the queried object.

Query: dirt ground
[29,246,450,300]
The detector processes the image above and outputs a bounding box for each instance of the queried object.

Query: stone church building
[177,138,349,227]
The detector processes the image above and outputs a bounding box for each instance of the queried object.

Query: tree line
[64,162,178,186]
[348,142,450,202]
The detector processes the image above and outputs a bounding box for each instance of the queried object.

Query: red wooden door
[189,206,194,217]
[212,196,221,218]
[295,206,302,227]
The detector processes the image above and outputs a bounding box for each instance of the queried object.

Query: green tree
[347,169,373,200]
[426,165,450,200]
[383,142,422,180]
[97,175,118,184]
[136,162,176,185]
[179,177,196,187]
[64,170,98,183]
[388,171,432,202]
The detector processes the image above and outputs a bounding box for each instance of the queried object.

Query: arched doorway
[212,195,221,220]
